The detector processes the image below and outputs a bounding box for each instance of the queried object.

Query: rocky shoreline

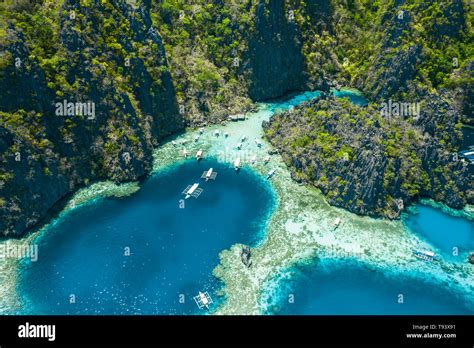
[0,93,472,315]
[263,94,473,219]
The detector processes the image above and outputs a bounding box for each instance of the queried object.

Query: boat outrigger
[333,217,342,229]
[263,155,270,164]
[182,183,204,199]
[234,157,242,171]
[193,291,213,310]
[413,249,437,262]
[459,149,474,164]
[251,155,257,164]
[182,149,188,158]
[236,142,242,150]
[241,135,247,142]
[267,169,276,179]
[201,168,217,181]
[196,149,203,160]
[215,129,220,136]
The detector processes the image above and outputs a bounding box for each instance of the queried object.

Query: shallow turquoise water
[264,204,474,315]
[269,91,322,114]
[264,259,474,315]
[13,89,329,315]
[16,160,275,314]
[260,92,472,315]
[332,89,368,106]
[403,204,474,262]
[12,89,471,315]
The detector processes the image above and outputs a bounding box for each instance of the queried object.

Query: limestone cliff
[0,0,183,236]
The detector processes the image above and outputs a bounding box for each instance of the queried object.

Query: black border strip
[0,315,472,346]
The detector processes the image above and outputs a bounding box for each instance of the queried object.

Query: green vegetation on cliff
[0,0,183,236]
[150,0,256,124]
[0,0,472,236]
[264,96,472,218]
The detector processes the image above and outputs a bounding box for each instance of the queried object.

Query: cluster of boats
[232,134,275,179]
[175,129,277,199]
[182,167,217,199]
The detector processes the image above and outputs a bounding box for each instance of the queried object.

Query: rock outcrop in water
[240,246,252,268]
[469,253,474,265]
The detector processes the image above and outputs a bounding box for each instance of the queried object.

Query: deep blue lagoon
[264,202,474,315]
[404,204,474,262]
[17,159,275,314]
[264,259,474,315]
[12,90,472,316]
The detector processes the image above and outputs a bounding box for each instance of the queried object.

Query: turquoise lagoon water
[269,88,367,115]
[264,259,474,315]
[260,91,473,315]
[13,89,324,315]
[16,160,275,314]
[404,204,474,262]
[332,89,368,106]
[263,204,473,315]
[11,90,473,315]
[270,91,321,113]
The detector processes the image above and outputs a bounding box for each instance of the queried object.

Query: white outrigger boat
[182,183,203,199]
[234,157,242,171]
[241,135,247,142]
[263,155,271,164]
[333,217,342,229]
[172,140,177,146]
[196,149,204,160]
[412,249,437,262]
[201,168,217,181]
[267,169,276,179]
[236,142,242,150]
[215,129,220,136]
[251,155,257,164]
[199,127,204,134]
[194,135,199,142]
[182,149,189,158]
[193,291,213,309]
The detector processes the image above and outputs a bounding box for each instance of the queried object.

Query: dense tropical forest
[0,0,472,235]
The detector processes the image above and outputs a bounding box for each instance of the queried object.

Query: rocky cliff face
[0,0,183,236]
[1,0,472,236]
[264,95,472,219]
[1,0,323,237]
[350,0,470,102]
[262,0,472,219]
[246,0,306,100]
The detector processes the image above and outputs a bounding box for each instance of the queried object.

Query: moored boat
[413,249,437,261]
[234,157,241,171]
